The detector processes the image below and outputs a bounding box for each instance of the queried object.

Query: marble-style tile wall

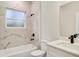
[0,1,33,49]
[30,2,41,47]
[0,1,41,49]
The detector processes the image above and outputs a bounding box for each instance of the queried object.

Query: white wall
[41,2,59,41]
[57,1,71,7]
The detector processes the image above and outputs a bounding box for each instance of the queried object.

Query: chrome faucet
[68,34,79,44]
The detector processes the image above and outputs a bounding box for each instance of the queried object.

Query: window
[5,8,26,28]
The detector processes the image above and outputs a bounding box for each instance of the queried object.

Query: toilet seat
[31,50,46,57]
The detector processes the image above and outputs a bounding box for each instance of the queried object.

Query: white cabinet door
[46,45,76,57]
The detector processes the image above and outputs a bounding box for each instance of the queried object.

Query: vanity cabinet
[46,45,76,57]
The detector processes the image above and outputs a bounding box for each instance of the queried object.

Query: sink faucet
[68,34,79,44]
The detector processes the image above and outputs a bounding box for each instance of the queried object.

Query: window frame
[5,8,26,29]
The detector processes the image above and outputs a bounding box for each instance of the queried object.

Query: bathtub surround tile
[0,1,40,50]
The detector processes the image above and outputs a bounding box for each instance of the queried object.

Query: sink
[57,42,79,51]
[46,39,79,56]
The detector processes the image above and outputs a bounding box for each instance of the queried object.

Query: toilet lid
[31,50,45,56]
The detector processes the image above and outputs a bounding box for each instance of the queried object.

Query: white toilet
[31,40,47,57]
[31,50,46,57]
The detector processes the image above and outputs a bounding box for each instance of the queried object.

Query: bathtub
[0,44,38,57]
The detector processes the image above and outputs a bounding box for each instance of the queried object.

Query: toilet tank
[40,40,49,51]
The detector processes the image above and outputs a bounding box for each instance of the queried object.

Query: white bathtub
[0,44,38,57]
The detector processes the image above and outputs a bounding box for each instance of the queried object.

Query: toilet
[31,50,46,57]
[31,40,47,57]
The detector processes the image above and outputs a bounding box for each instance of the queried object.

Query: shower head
[30,13,35,16]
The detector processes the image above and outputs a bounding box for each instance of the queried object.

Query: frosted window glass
[6,8,26,27]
